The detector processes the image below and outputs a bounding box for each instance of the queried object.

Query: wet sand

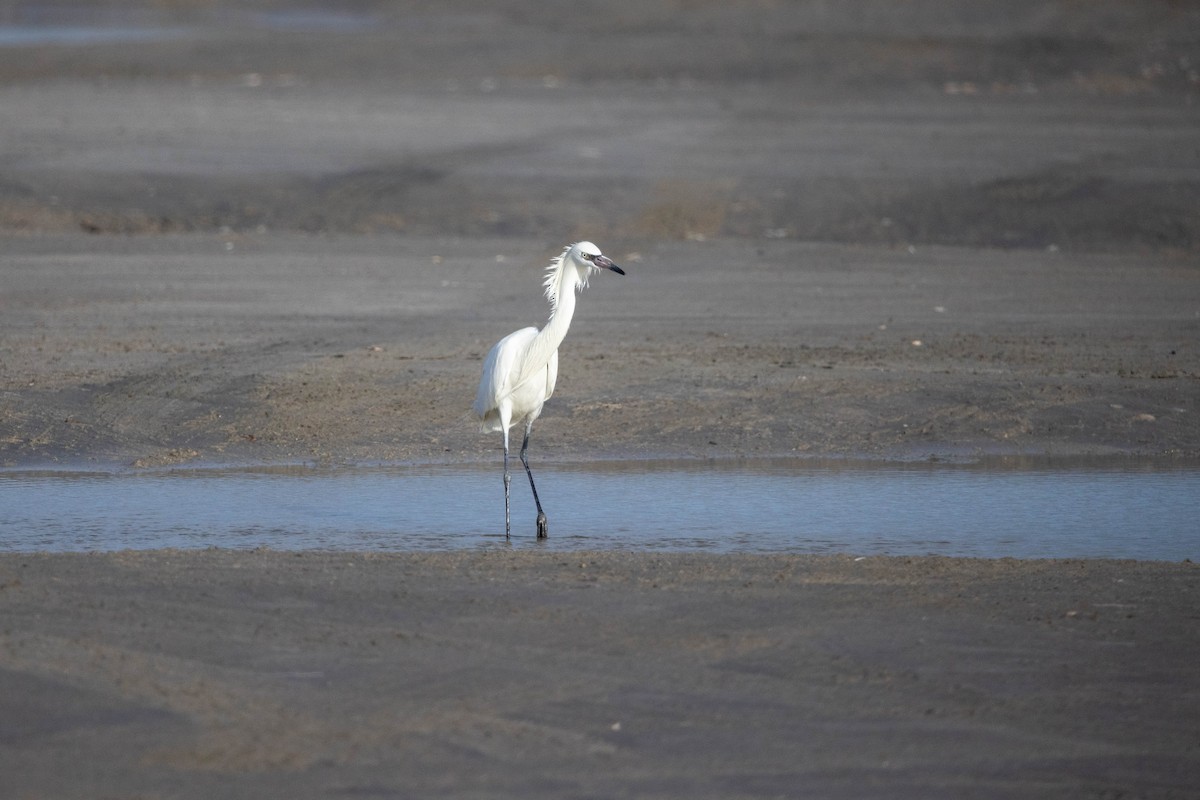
[4,233,1198,468]
[1,2,1199,797]
[2,550,1198,799]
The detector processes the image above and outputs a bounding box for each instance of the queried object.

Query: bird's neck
[535,266,580,351]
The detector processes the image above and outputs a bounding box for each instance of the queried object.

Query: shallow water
[0,8,376,47]
[1,459,1197,559]
[0,24,190,46]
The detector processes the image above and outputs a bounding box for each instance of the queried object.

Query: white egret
[473,241,625,538]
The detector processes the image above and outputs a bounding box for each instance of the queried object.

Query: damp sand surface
[1,550,1197,799]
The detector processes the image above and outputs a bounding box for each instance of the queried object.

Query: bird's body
[473,241,624,538]
[473,326,558,435]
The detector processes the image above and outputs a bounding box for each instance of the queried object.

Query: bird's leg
[502,439,512,539]
[520,422,548,539]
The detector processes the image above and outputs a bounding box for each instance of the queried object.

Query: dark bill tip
[594,253,625,275]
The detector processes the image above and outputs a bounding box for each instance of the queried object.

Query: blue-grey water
[1,460,1197,559]
[0,8,378,47]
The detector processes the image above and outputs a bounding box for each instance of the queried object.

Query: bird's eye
[582,253,594,261]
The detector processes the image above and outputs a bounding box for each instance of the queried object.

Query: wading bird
[473,242,625,538]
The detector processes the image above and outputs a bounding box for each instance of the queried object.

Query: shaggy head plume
[543,241,601,316]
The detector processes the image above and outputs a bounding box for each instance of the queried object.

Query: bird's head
[571,241,626,278]
[546,241,626,309]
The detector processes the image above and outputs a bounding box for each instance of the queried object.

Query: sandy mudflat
[3,232,1198,468]
[1,1,1199,797]
[1,550,1198,799]
[2,4,1199,468]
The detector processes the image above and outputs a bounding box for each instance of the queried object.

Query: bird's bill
[594,254,625,275]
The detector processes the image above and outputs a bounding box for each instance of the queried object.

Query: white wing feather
[473,326,538,427]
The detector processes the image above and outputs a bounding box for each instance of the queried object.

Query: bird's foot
[536,513,548,539]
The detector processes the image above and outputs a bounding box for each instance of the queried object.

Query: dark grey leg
[520,422,548,539]
[503,442,512,539]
